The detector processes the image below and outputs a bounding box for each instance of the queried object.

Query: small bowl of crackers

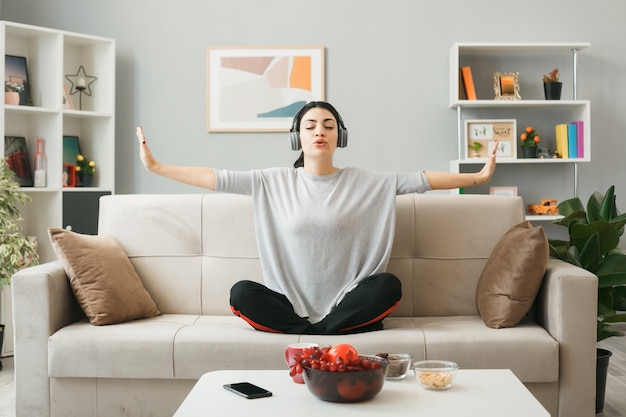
[413,360,458,390]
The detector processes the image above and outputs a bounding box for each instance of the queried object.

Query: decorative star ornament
[65,65,98,96]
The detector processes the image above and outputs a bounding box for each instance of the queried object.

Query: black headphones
[289,103,348,151]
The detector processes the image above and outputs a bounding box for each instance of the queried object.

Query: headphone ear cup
[290,131,301,151]
[337,128,348,148]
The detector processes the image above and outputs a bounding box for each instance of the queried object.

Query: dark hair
[292,101,344,168]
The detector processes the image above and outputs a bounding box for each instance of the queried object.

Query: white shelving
[449,42,590,218]
[1,21,115,264]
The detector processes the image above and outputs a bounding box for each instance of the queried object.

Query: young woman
[136,101,497,335]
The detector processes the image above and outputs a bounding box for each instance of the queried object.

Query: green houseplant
[548,185,626,412]
[0,158,39,368]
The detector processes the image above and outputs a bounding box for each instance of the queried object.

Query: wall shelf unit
[1,21,115,356]
[449,42,590,219]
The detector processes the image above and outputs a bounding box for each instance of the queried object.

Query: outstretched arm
[424,140,497,190]
[135,126,217,191]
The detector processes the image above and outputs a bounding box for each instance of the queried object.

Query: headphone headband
[289,102,348,151]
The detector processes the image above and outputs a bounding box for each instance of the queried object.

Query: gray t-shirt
[215,166,431,323]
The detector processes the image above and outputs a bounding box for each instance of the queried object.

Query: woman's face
[298,107,338,159]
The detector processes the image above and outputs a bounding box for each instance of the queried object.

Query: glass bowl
[413,360,458,390]
[383,353,412,380]
[302,355,389,403]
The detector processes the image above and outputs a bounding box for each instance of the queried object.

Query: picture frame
[4,136,34,186]
[63,135,81,165]
[206,46,325,132]
[5,55,32,106]
[464,119,517,160]
[489,186,518,197]
[63,164,76,187]
[63,83,74,109]
[493,71,520,101]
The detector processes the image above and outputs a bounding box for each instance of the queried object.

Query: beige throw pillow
[48,228,160,325]
[476,221,548,329]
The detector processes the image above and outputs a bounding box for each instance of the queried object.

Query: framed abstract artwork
[206,46,325,132]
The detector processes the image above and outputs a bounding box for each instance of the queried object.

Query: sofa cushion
[476,221,548,329]
[48,228,160,325]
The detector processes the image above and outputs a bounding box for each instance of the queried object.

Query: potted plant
[519,126,540,158]
[4,80,23,105]
[75,153,96,187]
[548,185,626,413]
[543,68,562,100]
[0,158,39,369]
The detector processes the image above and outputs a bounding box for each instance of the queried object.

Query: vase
[596,348,612,413]
[543,82,562,100]
[521,146,538,158]
[4,91,19,105]
[78,174,94,187]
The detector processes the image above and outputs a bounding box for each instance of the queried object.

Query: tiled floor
[0,334,625,417]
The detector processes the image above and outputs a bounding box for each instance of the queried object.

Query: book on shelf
[460,66,477,100]
[567,123,578,159]
[4,136,34,187]
[555,123,569,159]
[554,121,585,159]
[573,120,584,158]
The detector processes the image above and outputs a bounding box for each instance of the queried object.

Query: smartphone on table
[223,382,273,399]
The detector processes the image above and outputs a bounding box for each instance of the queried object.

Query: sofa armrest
[530,258,597,417]
[12,261,82,417]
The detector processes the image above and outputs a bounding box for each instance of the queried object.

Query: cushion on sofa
[476,221,548,329]
[48,228,160,325]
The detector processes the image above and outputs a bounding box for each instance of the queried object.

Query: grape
[288,345,379,376]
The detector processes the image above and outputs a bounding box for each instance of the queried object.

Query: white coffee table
[173,369,549,416]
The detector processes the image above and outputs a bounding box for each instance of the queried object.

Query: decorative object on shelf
[62,83,74,109]
[4,136,33,187]
[470,141,483,157]
[542,68,562,100]
[527,199,558,215]
[465,119,517,160]
[75,154,96,187]
[4,55,32,105]
[64,65,97,110]
[489,186,518,197]
[520,126,540,158]
[460,66,477,100]
[548,185,626,413]
[62,164,76,187]
[33,137,47,187]
[206,46,325,132]
[493,71,520,100]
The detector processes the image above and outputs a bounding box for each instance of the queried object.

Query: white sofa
[12,193,597,417]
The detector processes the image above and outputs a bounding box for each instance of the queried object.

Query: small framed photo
[5,55,32,106]
[465,119,517,160]
[62,164,76,187]
[490,186,518,197]
[63,83,74,109]
[493,71,520,101]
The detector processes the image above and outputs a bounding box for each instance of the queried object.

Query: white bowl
[413,360,458,390]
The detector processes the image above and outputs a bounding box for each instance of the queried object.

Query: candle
[76,77,85,88]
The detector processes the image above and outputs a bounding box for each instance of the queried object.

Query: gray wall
[2,0,626,209]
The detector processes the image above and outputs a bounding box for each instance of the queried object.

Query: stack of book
[555,121,584,159]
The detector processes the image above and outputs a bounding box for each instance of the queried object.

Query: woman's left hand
[475,140,497,185]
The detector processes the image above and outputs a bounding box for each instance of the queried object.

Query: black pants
[229,273,402,335]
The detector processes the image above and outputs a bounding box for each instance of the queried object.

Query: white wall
[2,0,626,211]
